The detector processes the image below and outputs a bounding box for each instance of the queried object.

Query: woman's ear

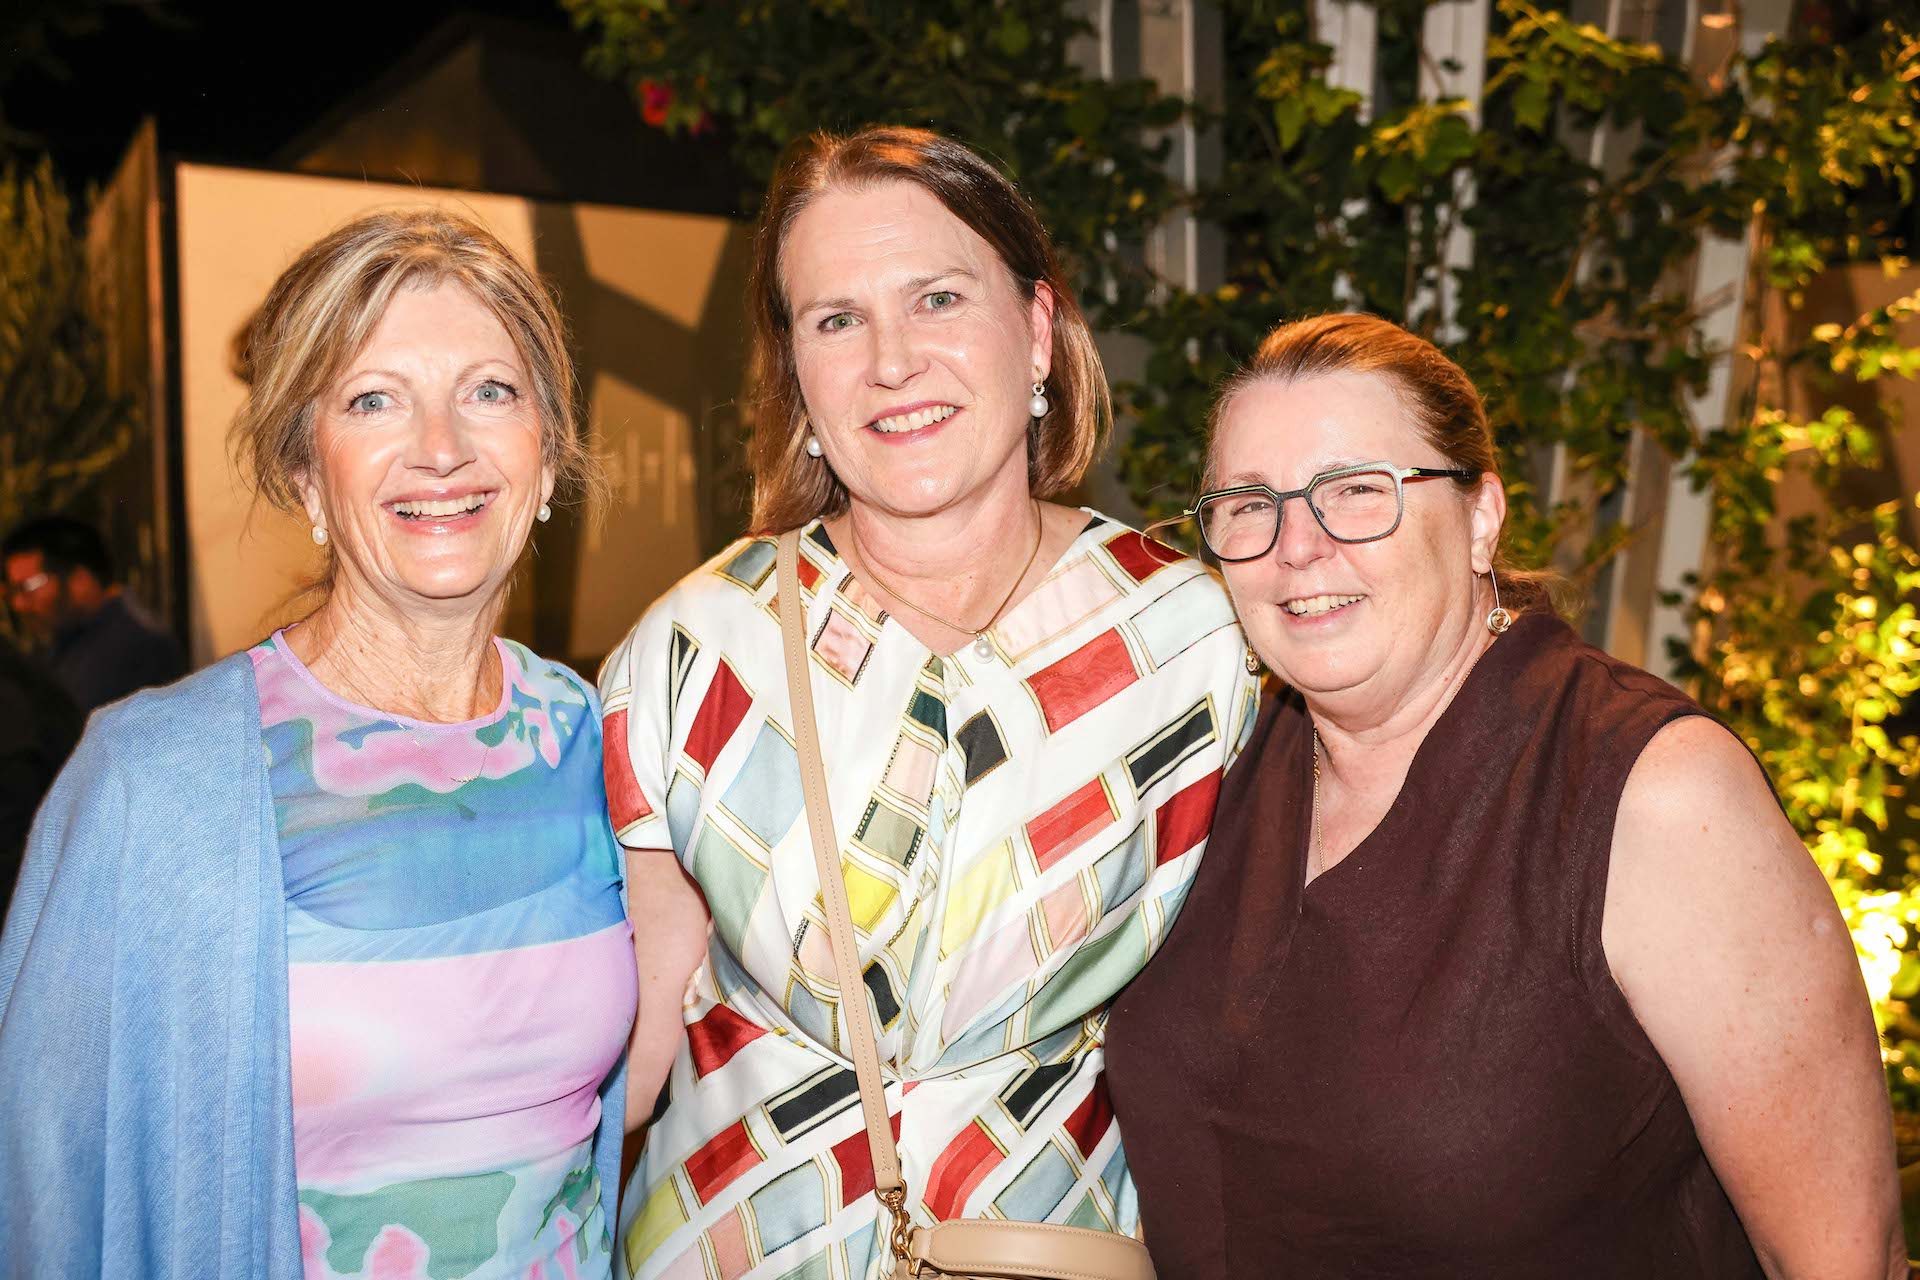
[1468,471,1507,576]
[1028,281,1056,383]
[297,470,326,532]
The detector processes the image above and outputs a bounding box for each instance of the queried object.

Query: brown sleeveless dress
[1105,613,1763,1277]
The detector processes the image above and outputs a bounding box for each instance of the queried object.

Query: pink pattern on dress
[299,1203,333,1277]
[365,1225,432,1280]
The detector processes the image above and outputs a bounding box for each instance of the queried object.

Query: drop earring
[1244,646,1261,675]
[310,524,328,546]
[804,433,824,458]
[536,503,552,523]
[1485,569,1513,635]
[1028,381,1050,418]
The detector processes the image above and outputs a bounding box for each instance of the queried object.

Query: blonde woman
[0,209,635,1280]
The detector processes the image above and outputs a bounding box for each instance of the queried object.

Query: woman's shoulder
[1073,508,1226,594]
[499,639,599,716]
[600,530,804,686]
[27,653,262,872]
[80,652,259,766]
[648,531,796,626]
[1511,613,1702,735]
[1065,508,1241,649]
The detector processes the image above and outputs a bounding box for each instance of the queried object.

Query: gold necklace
[1310,727,1325,878]
[848,500,1045,660]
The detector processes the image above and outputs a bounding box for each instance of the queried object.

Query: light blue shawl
[0,653,629,1277]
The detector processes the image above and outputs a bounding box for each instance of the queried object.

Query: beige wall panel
[578,374,702,653]
[174,165,740,667]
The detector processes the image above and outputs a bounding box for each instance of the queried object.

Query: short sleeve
[598,606,675,855]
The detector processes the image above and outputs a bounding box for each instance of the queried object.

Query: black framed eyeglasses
[1180,462,1481,563]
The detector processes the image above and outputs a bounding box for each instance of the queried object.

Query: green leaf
[1513,76,1552,131]
[995,13,1030,58]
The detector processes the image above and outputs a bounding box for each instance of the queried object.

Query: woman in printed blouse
[0,209,636,1279]
[599,126,1258,1278]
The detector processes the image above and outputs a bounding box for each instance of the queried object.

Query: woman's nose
[1272,494,1332,567]
[408,401,476,474]
[866,316,924,388]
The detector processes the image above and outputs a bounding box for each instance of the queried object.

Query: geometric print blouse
[599,512,1258,1280]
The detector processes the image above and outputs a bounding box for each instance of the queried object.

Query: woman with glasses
[1105,313,1901,1277]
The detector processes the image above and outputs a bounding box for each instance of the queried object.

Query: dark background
[7,1,588,188]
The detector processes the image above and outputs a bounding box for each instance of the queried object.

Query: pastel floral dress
[599,515,1259,1280]
[253,633,637,1280]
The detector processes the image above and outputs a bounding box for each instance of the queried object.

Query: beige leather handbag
[776,532,1156,1280]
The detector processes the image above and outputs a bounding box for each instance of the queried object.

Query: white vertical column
[1415,0,1489,342]
[1315,0,1378,308]
[1140,0,1226,293]
[1640,0,1786,674]
[1315,0,1378,118]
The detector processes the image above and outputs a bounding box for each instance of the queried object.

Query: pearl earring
[1028,381,1050,418]
[310,524,328,546]
[804,433,824,458]
[1485,569,1513,635]
[536,503,552,523]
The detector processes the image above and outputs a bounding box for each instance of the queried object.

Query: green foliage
[564,0,1190,315]
[570,0,1920,1102]
[0,158,133,556]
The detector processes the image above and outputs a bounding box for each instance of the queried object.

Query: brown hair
[743,126,1109,533]
[231,208,599,521]
[1208,312,1566,613]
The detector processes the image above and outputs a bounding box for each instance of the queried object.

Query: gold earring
[1245,646,1261,675]
[1485,570,1513,635]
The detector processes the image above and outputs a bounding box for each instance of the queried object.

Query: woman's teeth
[871,404,958,434]
[392,494,487,519]
[1283,593,1363,617]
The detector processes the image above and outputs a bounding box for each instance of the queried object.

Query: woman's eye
[348,391,391,414]
[820,312,857,332]
[474,380,517,404]
[926,290,958,309]
[1229,497,1272,519]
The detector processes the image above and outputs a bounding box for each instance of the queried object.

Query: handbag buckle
[879,1185,914,1265]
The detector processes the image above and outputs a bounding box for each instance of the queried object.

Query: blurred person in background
[0,632,80,910]
[0,208,635,1280]
[3,514,185,712]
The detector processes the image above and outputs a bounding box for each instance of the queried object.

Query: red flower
[640,80,674,128]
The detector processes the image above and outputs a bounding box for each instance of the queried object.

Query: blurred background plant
[0,157,135,642]
[569,0,1920,1107]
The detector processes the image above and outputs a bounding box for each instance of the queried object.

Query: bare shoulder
[1615,713,1775,831]
[1603,718,1902,1274]
[1605,712,1823,951]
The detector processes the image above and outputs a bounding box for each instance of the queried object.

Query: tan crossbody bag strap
[777,532,905,1204]
[775,532,1156,1280]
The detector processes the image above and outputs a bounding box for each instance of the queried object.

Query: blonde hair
[231,208,599,519]
[744,126,1109,534]
[1209,313,1570,615]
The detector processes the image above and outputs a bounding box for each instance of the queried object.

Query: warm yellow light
[1700,13,1736,29]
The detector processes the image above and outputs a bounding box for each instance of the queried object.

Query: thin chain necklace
[1309,726,1325,879]
[847,500,1045,660]
[323,646,502,786]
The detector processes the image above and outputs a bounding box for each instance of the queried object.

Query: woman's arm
[623,849,711,1131]
[1604,716,1904,1279]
